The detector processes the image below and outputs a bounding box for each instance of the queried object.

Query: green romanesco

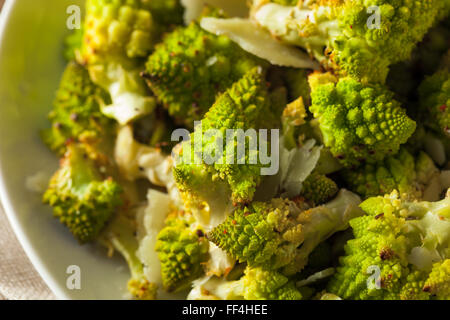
[341,149,438,200]
[328,190,450,300]
[101,212,158,300]
[144,20,264,124]
[240,267,302,300]
[423,259,450,300]
[173,67,283,206]
[155,211,209,292]
[41,62,114,156]
[188,266,303,300]
[252,0,448,83]
[419,69,450,139]
[82,0,157,61]
[79,0,159,124]
[208,190,363,275]
[43,143,123,243]
[300,172,338,206]
[309,72,416,167]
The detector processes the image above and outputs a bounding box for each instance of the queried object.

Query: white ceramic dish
[0,0,132,299]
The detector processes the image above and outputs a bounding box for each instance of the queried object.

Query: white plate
[0,0,132,299]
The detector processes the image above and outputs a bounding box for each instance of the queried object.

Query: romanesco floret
[208,198,303,273]
[155,211,209,292]
[82,0,157,61]
[309,72,416,167]
[173,67,283,206]
[101,212,158,300]
[419,69,450,139]
[43,144,123,243]
[208,190,363,275]
[328,190,450,300]
[188,266,303,300]
[341,149,438,200]
[79,0,158,124]
[41,62,114,156]
[300,172,338,206]
[241,267,303,300]
[253,0,447,83]
[144,20,264,124]
[423,259,450,300]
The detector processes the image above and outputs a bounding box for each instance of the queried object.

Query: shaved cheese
[136,190,172,285]
[200,17,319,69]
[181,0,249,23]
[297,268,335,287]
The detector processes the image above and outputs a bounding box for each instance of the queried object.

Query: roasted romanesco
[173,67,283,206]
[252,0,448,83]
[341,149,438,200]
[155,211,209,292]
[188,266,303,300]
[300,172,338,206]
[209,190,363,275]
[328,190,450,300]
[43,144,123,243]
[38,0,450,301]
[309,72,416,167]
[78,0,160,124]
[419,69,450,139]
[144,19,264,124]
[41,61,114,156]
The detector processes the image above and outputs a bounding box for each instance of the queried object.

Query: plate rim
[0,0,68,300]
